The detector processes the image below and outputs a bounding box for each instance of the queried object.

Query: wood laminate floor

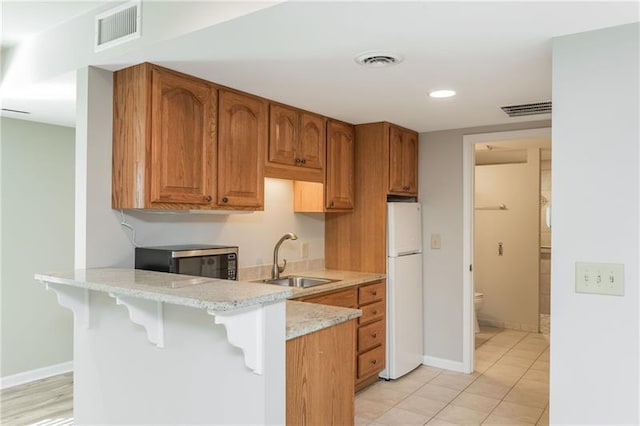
[0,372,73,426]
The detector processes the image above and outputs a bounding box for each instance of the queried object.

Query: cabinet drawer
[359,301,384,325]
[302,287,357,309]
[358,320,384,353]
[357,345,384,379]
[358,281,384,305]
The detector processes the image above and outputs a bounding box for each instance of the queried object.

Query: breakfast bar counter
[36,268,295,425]
[35,268,364,425]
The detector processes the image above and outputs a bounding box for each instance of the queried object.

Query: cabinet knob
[205,195,212,202]
[372,291,377,296]
[372,310,378,315]
[294,158,301,165]
[371,359,377,365]
[329,201,335,208]
[222,197,229,203]
[301,158,306,164]
[372,333,377,338]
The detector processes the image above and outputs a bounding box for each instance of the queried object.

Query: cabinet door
[401,130,419,194]
[388,126,418,195]
[326,120,355,210]
[269,104,298,166]
[217,90,267,208]
[299,112,325,170]
[149,67,215,206]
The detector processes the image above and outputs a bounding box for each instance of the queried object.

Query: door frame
[462,127,551,373]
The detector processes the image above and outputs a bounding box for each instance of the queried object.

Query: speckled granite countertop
[286,301,361,340]
[35,268,292,312]
[282,269,385,299]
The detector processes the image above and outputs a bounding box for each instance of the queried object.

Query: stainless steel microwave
[135,245,238,280]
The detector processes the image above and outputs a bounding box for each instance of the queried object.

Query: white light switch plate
[430,233,441,250]
[575,262,624,296]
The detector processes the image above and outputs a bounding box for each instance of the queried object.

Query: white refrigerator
[380,201,424,380]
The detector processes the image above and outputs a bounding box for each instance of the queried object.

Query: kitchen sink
[260,276,337,288]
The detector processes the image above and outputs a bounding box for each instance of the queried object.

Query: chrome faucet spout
[272,233,298,280]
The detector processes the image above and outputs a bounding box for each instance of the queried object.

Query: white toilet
[474,292,484,333]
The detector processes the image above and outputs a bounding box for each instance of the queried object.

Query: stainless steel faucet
[272,232,298,279]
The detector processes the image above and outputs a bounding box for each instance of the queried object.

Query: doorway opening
[462,127,551,373]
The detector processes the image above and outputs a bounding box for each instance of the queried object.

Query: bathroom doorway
[461,128,551,373]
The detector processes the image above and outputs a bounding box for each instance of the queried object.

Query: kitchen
[1,2,639,425]
[34,59,425,424]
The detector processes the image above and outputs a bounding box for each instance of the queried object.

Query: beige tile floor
[355,327,549,426]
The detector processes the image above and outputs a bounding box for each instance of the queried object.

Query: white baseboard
[423,355,467,373]
[0,361,73,390]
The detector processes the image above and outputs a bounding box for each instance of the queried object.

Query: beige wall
[420,119,550,363]
[474,148,540,332]
[1,118,75,377]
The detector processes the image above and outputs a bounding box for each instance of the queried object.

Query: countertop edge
[286,300,361,340]
[35,270,293,312]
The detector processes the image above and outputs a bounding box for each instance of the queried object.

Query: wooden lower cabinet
[355,281,386,390]
[286,319,356,426]
[295,280,386,392]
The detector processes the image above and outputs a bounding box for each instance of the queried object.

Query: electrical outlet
[575,262,624,296]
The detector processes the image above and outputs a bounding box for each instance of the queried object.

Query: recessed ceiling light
[429,90,456,98]
[355,51,403,67]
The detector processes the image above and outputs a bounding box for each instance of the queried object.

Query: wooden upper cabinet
[269,104,298,166]
[112,63,216,209]
[265,103,325,182]
[299,112,325,170]
[217,90,267,209]
[388,125,418,196]
[326,120,355,210]
[150,67,216,206]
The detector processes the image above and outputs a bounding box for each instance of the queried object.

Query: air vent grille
[362,56,397,65]
[501,101,552,117]
[355,51,403,67]
[95,1,140,51]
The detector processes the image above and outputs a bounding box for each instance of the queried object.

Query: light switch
[430,233,441,250]
[575,262,624,296]
[300,241,309,259]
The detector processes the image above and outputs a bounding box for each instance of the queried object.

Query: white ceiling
[1,1,638,132]
[1,1,111,49]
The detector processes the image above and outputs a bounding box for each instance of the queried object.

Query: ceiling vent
[355,51,403,67]
[95,0,141,52]
[501,101,552,117]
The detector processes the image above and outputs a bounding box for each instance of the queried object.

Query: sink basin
[260,276,337,288]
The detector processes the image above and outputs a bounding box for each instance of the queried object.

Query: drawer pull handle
[372,310,378,315]
[371,291,377,296]
[372,333,377,338]
[371,360,377,365]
